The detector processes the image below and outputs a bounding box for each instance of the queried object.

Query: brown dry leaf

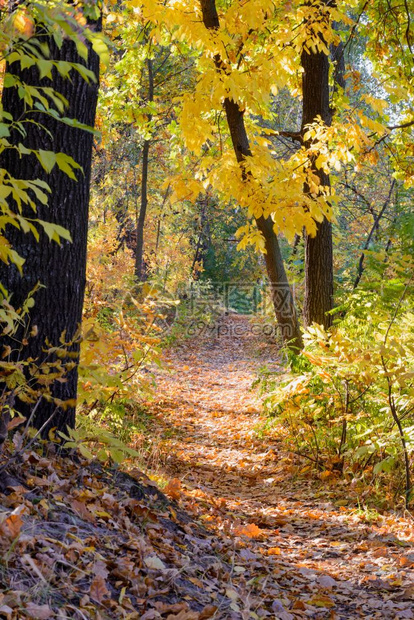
[140,611,161,620]
[24,603,54,619]
[166,612,199,620]
[91,559,109,579]
[317,575,337,590]
[155,602,188,614]
[6,416,26,431]
[199,606,218,619]
[71,499,95,523]
[164,477,182,500]
[89,575,110,603]
[22,554,47,583]
[292,600,306,610]
[234,523,264,538]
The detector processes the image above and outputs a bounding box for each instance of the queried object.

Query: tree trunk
[301,24,334,328]
[200,0,303,350]
[135,58,154,281]
[0,22,101,432]
[191,195,208,279]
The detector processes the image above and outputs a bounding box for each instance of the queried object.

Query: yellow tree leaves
[132,0,414,247]
[133,0,347,243]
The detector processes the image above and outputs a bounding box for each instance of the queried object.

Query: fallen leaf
[317,574,337,590]
[308,594,335,608]
[0,505,25,541]
[71,499,95,523]
[399,555,414,567]
[89,575,110,603]
[234,523,264,538]
[144,555,166,570]
[24,603,54,619]
[165,478,182,500]
[199,605,218,619]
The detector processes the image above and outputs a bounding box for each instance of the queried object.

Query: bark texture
[0,28,100,432]
[301,24,334,328]
[200,0,303,349]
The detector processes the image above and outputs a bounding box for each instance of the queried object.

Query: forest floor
[147,313,414,619]
[1,314,414,619]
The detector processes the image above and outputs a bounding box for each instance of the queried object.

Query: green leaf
[28,182,50,206]
[0,124,10,138]
[79,443,94,460]
[37,150,57,173]
[3,74,16,88]
[110,448,125,464]
[18,143,31,156]
[37,59,54,79]
[74,62,97,84]
[56,61,72,79]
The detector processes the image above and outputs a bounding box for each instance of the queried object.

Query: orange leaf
[165,478,182,500]
[0,505,25,540]
[320,470,334,479]
[234,523,264,538]
[267,547,281,555]
[7,416,26,431]
[399,555,414,567]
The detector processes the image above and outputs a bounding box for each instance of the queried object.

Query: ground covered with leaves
[1,315,414,619]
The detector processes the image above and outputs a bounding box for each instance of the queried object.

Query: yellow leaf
[308,595,335,608]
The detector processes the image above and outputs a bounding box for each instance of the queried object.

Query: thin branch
[353,179,396,289]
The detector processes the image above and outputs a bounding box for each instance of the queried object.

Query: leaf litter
[0,314,413,618]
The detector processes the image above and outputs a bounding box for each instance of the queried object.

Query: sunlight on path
[150,315,414,619]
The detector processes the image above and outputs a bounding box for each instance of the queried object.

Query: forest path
[149,314,414,619]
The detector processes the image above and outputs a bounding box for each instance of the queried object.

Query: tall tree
[0,4,102,433]
[135,57,153,281]
[300,1,334,328]
[199,0,303,350]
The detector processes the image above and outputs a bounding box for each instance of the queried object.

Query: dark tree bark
[135,58,154,281]
[0,20,101,432]
[301,16,334,328]
[200,0,303,349]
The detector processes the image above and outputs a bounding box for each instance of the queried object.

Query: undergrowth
[258,284,414,510]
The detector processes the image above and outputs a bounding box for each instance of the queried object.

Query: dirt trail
[151,314,414,619]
